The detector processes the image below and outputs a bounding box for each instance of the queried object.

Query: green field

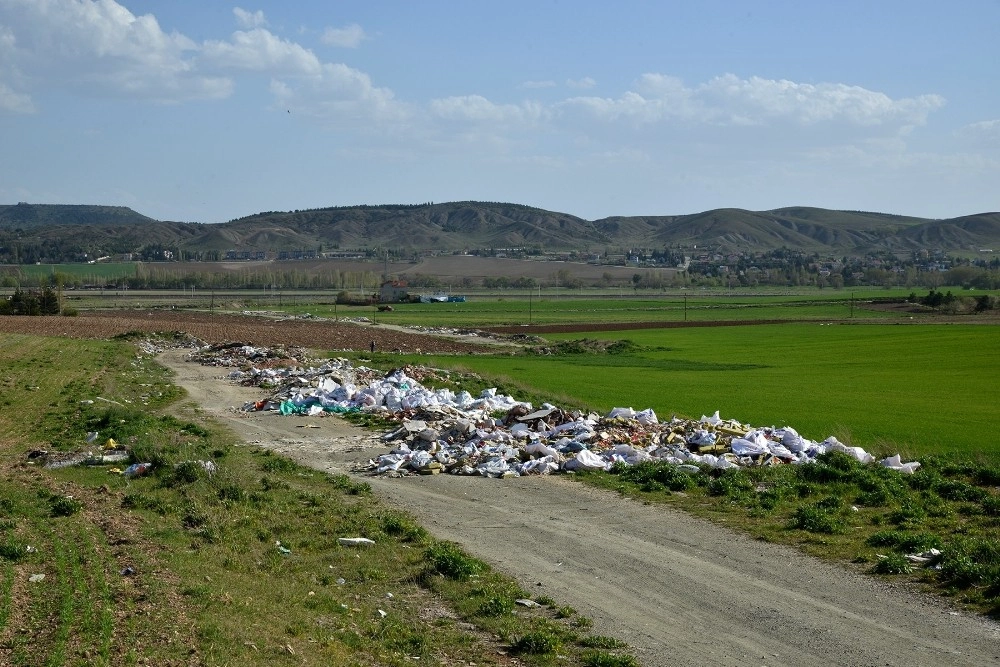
[412,323,998,460]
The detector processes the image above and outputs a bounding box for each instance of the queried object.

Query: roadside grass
[0,334,639,666]
[573,452,1000,616]
[412,323,1000,459]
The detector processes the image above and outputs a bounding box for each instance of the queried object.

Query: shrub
[49,495,82,517]
[582,651,640,667]
[477,596,513,617]
[579,636,626,649]
[935,479,988,503]
[708,470,754,502]
[617,461,695,492]
[513,630,561,655]
[790,503,845,534]
[888,502,926,527]
[973,466,1000,487]
[381,511,428,543]
[939,538,1000,590]
[871,553,913,575]
[866,530,941,553]
[425,542,485,580]
[165,460,206,486]
[0,537,29,561]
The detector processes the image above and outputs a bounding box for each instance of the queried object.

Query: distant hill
[1,201,998,263]
[0,203,156,229]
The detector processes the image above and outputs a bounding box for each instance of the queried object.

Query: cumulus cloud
[430,95,545,125]
[0,0,231,102]
[562,72,944,129]
[233,7,267,29]
[321,23,366,48]
[521,80,556,89]
[958,119,1000,144]
[0,80,33,113]
[201,28,321,75]
[270,63,403,124]
[0,0,394,119]
[699,74,945,126]
[566,77,596,89]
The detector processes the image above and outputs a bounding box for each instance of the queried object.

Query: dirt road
[161,349,1000,667]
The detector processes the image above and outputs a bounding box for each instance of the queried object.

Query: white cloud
[271,63,404,124]
[521,80,556,89]
[233,7,267,29]
[562,73,945,130]
[566,77,596,89]
[699,74,945,127]
[0,80,33,112]
[321,23,366,48]
[429,95,545,125]
[958,119,1000,145]
[0,0,231,102]
[201,29,321,75]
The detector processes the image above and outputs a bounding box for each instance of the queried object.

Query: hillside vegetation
[2,201,999,262]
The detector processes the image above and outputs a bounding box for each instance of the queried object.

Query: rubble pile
[191,345,919,479]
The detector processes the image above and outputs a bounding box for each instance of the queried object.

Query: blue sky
[1,0,997,223]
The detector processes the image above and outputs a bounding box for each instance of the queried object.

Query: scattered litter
[29,574,45,583]
[120,566,136,576]
[905,548,942,564]
[338,537,375,547]
[276,541,292,555]
[176,460,218,477]
[377,609,387,618]
[123,462,153,478]
[516,598,542,608]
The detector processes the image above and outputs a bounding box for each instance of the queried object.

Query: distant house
[379,280,409,303]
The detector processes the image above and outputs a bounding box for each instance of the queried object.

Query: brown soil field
[0,311,496,353]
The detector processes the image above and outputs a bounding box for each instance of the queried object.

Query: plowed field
[0,310,495,353]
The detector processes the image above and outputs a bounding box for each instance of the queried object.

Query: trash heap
[197,344,921,479]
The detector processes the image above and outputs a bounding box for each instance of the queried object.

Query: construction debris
[188,343,920,479]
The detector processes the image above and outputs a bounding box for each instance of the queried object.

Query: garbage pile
[194,344,919,478]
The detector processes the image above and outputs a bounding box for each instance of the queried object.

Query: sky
[1,0,998,224]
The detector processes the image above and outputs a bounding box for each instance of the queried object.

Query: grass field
[409,322,998,460]
[0,334,636,666]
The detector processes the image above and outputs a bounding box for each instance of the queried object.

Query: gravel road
[160,348,1000,667]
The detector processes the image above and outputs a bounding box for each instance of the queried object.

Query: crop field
[413,322,999,460]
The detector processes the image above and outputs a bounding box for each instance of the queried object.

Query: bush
[582,651,641,667]
[477,595,513,617]
[866,530,941,553]
[0,537,29,561]
[939,538,1000,590]
[707,469,754,501]
[617,461,695,492]
[425,542,485,580]
[871,553,913,575]
[381,511,428,543]
[513,630,561,655]
[790,503,845,534]
[49,495,82,517]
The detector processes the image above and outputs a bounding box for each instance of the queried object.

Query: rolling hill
[2,201,998,262]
